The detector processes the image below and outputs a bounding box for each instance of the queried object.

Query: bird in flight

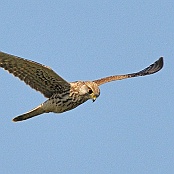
[0,52,164,122]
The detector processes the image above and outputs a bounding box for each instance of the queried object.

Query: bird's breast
[42,93,88,113]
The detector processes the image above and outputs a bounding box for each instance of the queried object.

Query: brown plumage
[0,51,163,122]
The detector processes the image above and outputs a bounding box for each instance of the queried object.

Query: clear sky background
[0,1,173,174]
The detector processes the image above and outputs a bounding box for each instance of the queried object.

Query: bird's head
[77,81,100,102]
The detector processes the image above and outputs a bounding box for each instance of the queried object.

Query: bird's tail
[12,104,45,122]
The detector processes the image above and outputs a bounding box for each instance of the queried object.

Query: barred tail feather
[12,104,45,122]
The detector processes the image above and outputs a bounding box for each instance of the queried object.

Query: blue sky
[0,1,173,174]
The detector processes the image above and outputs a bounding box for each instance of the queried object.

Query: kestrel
[0,51,164,122]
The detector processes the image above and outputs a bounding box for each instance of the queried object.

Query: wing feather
[0,52,70,98]
[93,57,163,86]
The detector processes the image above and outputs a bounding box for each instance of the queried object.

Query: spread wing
[0,51,70,98]
[93,57,163,86]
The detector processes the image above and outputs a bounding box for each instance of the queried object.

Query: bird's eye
[88,89,93,94]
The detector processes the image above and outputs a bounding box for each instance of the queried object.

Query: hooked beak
[92,95,97,102]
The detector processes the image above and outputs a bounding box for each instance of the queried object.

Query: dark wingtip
[158,57,164,68]
[147,57,164,74]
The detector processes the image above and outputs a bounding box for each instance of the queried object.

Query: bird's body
[42,81,99,113]
[0,51,163,122]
